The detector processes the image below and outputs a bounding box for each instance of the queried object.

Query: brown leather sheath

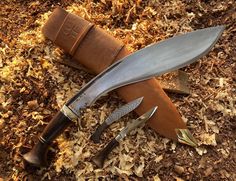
[42,7,186,141]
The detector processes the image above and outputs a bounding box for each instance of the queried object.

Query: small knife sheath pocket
[42,7,187,141]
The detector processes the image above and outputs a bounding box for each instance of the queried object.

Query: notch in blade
[90,97,144,143]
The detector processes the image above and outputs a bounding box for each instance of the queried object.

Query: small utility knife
[91,106,157,168]
[90,97,144,143]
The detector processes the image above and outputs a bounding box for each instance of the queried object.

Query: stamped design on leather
[62,15,80,40]
[59,14,94,55]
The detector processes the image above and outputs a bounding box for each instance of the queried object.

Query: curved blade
[68,26,224,114]
[116,106,158,141]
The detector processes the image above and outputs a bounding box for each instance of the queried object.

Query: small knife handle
[90,122,109,143]
[91,138,119,168]
[23,111,72,167]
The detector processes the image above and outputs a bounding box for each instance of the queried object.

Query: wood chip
[204,166,213,177]
[174,165,185,175]
[27,100,39,109]
[0,119,5,130]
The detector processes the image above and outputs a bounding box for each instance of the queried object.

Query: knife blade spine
[66,60,122,108]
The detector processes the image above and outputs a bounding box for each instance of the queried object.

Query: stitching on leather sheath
[70,23,94,56]
[54,12,69,43]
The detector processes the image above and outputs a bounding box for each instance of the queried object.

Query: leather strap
[54,13,94,56]
[43,7,125,73]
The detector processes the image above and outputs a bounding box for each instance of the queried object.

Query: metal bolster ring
[115,134,122,142]
[61,105,78,122]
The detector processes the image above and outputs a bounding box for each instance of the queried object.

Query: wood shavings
[174,176,185,181]
[118,154,134,171]
[99,104,107,123]
[204,166,213,177]
[199,133,217,146]
[171,142,177,151]
[0,0,235,180]
[0,56,2,68]
[154,155,163,163]
[195,147,208,156]
[134,156,145,177]
[174,165,185,175]
[153,174,161,181]
[27,100,38,109]
[111,166,131,176]
[0,119,5,130]
[217,148,230,159]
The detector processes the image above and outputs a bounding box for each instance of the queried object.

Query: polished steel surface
[67,26,224,115]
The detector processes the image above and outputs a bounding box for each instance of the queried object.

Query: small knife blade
[91,106,157,168]
[90,97,144,143]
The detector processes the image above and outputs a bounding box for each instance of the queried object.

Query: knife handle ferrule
[90,122,109,143]
[61,105,78,122]
[91,138,119,168]
[23,110,73,167]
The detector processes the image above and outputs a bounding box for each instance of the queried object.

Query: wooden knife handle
[23,111,72,167]
[91,138,119,168]
[90,122,109,143]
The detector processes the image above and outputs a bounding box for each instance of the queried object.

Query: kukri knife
[23,26,224,167]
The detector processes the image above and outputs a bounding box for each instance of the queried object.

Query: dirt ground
[0,0,235,180]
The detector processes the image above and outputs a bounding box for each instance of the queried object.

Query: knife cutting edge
[90,97,144,143]
[91,106,158,168]
[23,26,224,167]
